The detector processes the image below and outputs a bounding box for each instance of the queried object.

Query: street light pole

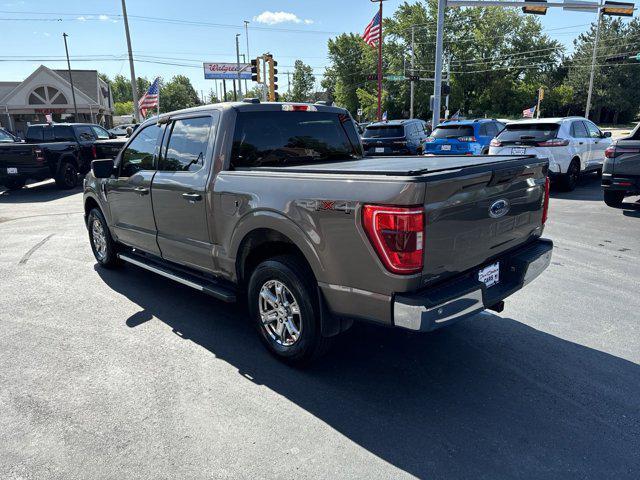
[410,25,415,119]
[235,34,243,98]
[585,6,603,119]
[432,0,446,128]
[62,33,78,120]
[120,0,140,122]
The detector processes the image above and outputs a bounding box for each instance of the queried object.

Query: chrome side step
[117,253,236,302]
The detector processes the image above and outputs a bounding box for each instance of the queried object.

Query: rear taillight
[537,138,569,147]
[604,146,616,158]
[91,145,97,159]
[490,138,501,147]
[458,136,476,142]
[362,205,424,275]
[33,147,45,165]
[542,176,550,225]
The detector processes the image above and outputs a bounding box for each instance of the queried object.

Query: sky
[0,0,637,99]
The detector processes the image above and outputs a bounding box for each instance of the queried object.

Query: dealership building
[0,65,114,138]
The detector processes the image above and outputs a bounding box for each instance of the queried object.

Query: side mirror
[92,159,115,179]
[603,131,612,138]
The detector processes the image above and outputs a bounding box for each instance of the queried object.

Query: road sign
[408,75,420,81]
[357,108,363,116]
[385,75,406,81]
[632,53,640,61]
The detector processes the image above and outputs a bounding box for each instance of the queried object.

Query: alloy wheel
[91,218,107,261]
[258,280,302,346]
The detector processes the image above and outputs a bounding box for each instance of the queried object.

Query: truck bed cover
[249,154,543,176]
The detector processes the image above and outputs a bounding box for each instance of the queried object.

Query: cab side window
[120,123,162,177]
[584,121,602,139]
[76,125,95,142]
[485,123,499,138]
[571,121,588,138]
[91,125,110,139]
[158,116,212,172]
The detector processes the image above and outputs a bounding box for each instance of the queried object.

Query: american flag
[362,11,381,47]
[138,77,160,117]
[522,105,536,118]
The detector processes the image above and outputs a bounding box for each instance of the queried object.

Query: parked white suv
[489,117,612,191]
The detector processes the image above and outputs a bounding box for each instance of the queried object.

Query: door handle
[133,186,149,195]
[182,192,202,202]
[579,142,584,145]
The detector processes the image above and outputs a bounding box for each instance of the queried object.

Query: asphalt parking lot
[1,176,639,479]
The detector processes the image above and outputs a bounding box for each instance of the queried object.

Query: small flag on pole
[138,77,160,118]
[362,11,381,47]
[522,105,536,118]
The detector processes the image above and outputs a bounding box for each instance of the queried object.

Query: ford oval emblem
[489,199,510,218]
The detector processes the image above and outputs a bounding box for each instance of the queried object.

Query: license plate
[441,145,451,151]
[511,147,526,155]
[478,262,500,288]
[6,167,18,174]
[375,147,384,153]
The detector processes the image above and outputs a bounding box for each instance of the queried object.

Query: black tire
[3,178,26,190]
[55,160,78,189]
[247,255,332,366]
[559,159,580,192]
[481,147,489,155]
[603,190,625,208]
[595,167,603,178]
[87,208,120,268]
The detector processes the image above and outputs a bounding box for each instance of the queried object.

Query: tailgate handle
[488,167,524,187]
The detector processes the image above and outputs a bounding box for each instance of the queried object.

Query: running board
[117,253,236,302]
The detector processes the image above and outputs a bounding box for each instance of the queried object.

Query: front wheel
[247,255,332,365]
[87,208,120,268]
[603,190,625,208]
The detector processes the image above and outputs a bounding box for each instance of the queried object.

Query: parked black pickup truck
[84,101,552,364]
[0,123,125,190]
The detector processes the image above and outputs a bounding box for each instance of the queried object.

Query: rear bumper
[0,166,51,184]
[393,238,553,331]
[602,173,640,192]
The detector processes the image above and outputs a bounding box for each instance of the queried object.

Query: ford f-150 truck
[84,101,552,364]
[0,123,125,190]
[602,123,640,207]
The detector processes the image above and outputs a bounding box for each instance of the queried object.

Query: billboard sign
[204,62,251,80]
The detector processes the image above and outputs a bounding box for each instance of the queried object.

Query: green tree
[290,60,316,102]
[159,75,201,113]
[114,101,134,116]
[107,74,152,103]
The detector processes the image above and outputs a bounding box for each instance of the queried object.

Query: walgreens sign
[203,63,251,80]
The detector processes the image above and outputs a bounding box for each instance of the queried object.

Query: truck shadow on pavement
[549,174,604,201]
[96,265,639,479]
[0,180,81,203]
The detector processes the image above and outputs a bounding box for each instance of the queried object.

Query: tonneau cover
[250,154,540,176]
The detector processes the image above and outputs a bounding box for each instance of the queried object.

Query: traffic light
[605,53,629,63]
[602,1,634,17]
[250,58,261,83]
[522,0,547,15]
[441,84,451,95]
[267,54,279,102]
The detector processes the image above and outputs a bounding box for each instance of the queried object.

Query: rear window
[363,125,404,138]
[25,126,43,142]
[497,123,559,143]
[431,125,474,139]
[231,111,362,169]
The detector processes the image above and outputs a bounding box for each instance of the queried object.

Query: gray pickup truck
[84,101,552,364]
[602,123,640,207]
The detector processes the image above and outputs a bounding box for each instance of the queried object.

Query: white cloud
[77,16,87,21]
[253,11,314,25]
[98,14,110,21]
[43,32,50,37]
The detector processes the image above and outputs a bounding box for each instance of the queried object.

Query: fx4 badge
[296,199,355,214]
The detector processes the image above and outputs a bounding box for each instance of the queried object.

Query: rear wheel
[560,159,580,192]
[55,160,78,189]
[603,190,625,208]
[3,178,26,190]
[247,255,332,365]
[481,147,489,155]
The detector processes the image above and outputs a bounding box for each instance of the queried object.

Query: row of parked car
[358,116,636,197]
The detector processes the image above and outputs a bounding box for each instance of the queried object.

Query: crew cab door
[151,113,218,271]
[105,122,163,255]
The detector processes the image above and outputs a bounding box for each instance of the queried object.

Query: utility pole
[432,0,446,128]
[120,0,139,122]
[445,55,451,119]
[287,71,291,94]
[241,54,248,92]
[410,25,415,119]
[62,33,78,120]
[585,7,603,119]
[235,34,243,98]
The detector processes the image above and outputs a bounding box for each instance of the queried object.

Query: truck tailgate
[0,144,36,169]
[421,157,548,284]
